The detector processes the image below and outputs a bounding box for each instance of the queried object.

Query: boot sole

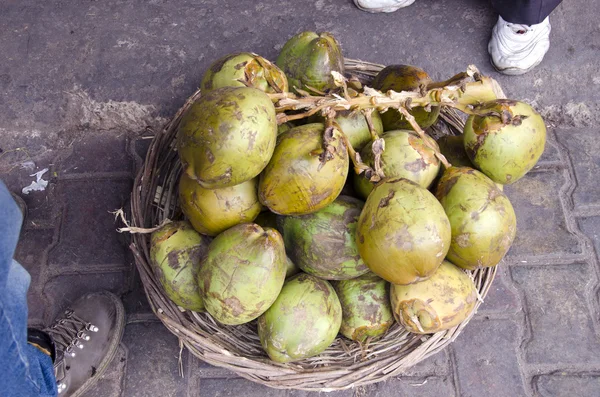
[71,291,126,397]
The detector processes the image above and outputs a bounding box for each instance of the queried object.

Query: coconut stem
[397,107,452,169]
[323,108,373,176]
[408,313,426,334]
[425,71,472,90]
[363,109,380,141]
[269,65,508,127]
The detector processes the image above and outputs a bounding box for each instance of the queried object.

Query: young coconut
[332,272,394,343]
[276,31,344,93]
[436,167,516,270]
[372,65,440,130]
[463,99,546,184]
[277,121,296,136]
[280,196,369,280]
[356,178,451,285]
[354,130,441,199]
[197,223,286,325]
[257,274,342,363]
[178,173,261,236]
[177,86,277,189]
[390,260,477,334]
[201,52,288,94]
[150,221,211,312]
[259,123,349,216]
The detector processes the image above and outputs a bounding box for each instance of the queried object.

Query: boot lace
[45,309,98,359]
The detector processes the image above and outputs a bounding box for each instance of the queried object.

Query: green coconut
[276,31,344,93]
[332,272,394,342]
[435,167,516,270]
[259,123,349,215]
[257,273,342,363]
[178,173,261,236]
[354,130,441,199]
[177,86,277,189]
[356,178,451,285]
[197,223,286,325]
[390,260,477,334]
[150,221,211,312]
[463,99,546,184]
[277,122,296,136]
[372,65,440,130]
[201,52,288,94]
[280,196,369,280]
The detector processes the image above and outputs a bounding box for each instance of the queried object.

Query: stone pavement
[1,0,600,396]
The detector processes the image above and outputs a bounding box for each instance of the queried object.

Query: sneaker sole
[353,0,415,13]
[71,291,126,397]
[489,55,543,76]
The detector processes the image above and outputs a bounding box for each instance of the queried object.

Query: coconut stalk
[269,65,504,178]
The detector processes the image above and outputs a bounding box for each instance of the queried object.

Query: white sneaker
[488,16,551,75]
[353,0,415,13]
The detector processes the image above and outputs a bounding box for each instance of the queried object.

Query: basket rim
[126,58,499,391]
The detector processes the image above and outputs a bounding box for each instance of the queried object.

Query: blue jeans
[0,182,57,397]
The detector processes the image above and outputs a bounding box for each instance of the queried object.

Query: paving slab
[42,271,131,324]
[121,321,189,397]
[84,344,128,397]
[534,373,600,397]
[511,263,600,365]
[555,127,600,213]
[48,179,132,269]
[452,317,526,397]
[504,170,583,260]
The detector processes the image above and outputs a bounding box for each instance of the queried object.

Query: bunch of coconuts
[149,31,546,364]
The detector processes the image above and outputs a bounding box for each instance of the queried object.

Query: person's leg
[488,0,563,75]
[491,0,562,25]
[0,182,58,396]
[1,180,126,396]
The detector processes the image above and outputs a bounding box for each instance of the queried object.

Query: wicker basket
[127,59,498,391]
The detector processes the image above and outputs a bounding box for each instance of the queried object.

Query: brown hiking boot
[45,291,125,396]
